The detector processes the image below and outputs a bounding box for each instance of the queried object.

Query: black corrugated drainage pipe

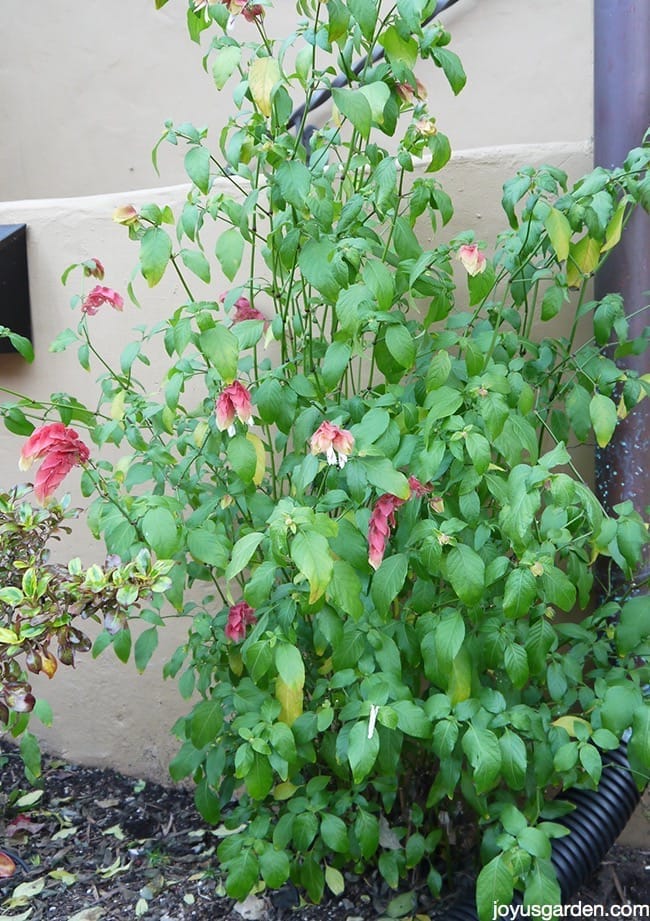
[439,746,641,920]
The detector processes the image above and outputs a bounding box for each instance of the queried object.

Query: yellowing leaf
[248,56,281,117]
[110,390,126,421]
[552,715,592,737]
[566,235,601,287]
[601,197,628,253]
[0,627,20,644]
[246,432,266,485]
[544,207,572,261]
[448,647,472,704]
[276,676,303,725]
[273,781,298,800]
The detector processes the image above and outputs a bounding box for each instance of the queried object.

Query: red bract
[368,478,433,570]
[19,423,90,502]
[81,285,124,316]
[225,602,257,642]
[215,381,253,433]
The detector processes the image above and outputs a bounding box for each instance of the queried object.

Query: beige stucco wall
[0,0,593,201]
[0,141,594,780]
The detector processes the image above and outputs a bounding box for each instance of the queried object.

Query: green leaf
[248,55,281,117]
[194,778,221,824]
[461,725,501,794]
[371,553,408,614]
[328,560,364,620]
[225,850,259,900]
[244,641,274,683]
[325,864,345,896]
[465,431,491,474]
[503,568,537,619]
[385,325,416,369]
[1,330,34,362]
[499,729,527,790]
[432,47,466,95]
[212,45,241,90]
[199,324,239,382]
[589,393,617,448]
[228,434,257,483]
[322,341,352,389]
[358,82,391,125]
[348,0,377,40]
[601,684,643,736]
[294,812,319,851]
[476,854,514,921]
[544,207,572,261]
[392,699,432,738]
[184,146,210,194]
[275,643,305,688]
[523,858,561,911]
[226,532,265,581]
[245,751,274,799]
[112,628,132,664]
[320,813,349,854]
[504,642,529,689]
[347,720,380,783]
[275,160,311,210]
[332,87,372,139]
[140,227,172,287]
[180,248,211,283]
[141,508,180,557]
[187,525,229,568]
[215,227,244,281]
[445,544,485,606]
[541,283,567,321]
[354,810,379,859]
[628,705,650,789]
[361,457,410,498]
[291,530,333,603]
[190,699,224,749]
[260,847,290,888]
[540,566,576,612]
[379,25,418,67]
[425,350,452,390]
[134,626,159,673]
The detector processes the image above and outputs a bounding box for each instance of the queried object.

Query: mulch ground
[1,742,649,921]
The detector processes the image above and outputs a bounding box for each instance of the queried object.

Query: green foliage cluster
[2,0,650,915]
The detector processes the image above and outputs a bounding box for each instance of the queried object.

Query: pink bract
[457,243,487,276]
[310,421,354,468]
[215,381,253,431]
[225,602,257,642]
[19,423,90,503]
[81,285,124,316]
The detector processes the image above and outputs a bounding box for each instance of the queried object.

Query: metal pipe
[594,0,650,587]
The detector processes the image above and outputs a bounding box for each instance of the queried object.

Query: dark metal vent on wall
[0,224,32,355]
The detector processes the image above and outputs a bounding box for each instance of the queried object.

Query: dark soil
[1,743,648,920]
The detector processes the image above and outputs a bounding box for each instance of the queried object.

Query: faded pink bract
[19,423,90,503]
[215,381,254,432]
[81,285,124,316]
[83,258,105,281]
[310,421,354,468]
[225,602,257,642]
[457,243,487,276]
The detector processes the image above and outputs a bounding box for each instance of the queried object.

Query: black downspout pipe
[594,0,650,585]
